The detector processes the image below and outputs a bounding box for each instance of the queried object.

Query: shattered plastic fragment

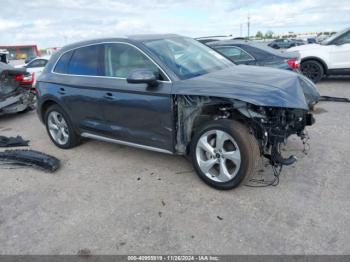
[0,135,29,147]
[0,150,60,172]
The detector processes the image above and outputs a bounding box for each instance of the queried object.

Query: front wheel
[190,120,259,190]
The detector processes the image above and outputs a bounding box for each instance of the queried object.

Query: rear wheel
[44,104,80,149]
[301,60,324,83]
[190,120,259,190]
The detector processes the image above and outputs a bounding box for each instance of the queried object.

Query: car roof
[127,34,180,41]
[208,40,265,47]
[58,34,182,53]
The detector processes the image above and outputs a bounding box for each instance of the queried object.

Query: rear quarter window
[53,51,73,74]
[67,45,103,76]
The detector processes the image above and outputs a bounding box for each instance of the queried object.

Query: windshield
[321,28,349,45]
[144,37,233,80]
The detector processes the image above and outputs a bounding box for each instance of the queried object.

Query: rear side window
[215,46,254,62]
[54,51,73,74]
[67,45,102,76]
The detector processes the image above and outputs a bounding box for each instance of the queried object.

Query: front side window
[335,31,350,45]
[104,43,163,80]
[67,45,102,76]
[214,46,254,62]
[144,37,233,80]
[322,28,350,45]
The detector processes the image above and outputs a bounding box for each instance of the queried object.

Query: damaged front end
[237,103,315,166]
[174,95,315,168]
[0,63,35,115]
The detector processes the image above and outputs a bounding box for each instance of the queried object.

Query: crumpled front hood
[172,65,320,110]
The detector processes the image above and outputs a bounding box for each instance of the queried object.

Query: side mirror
[127,69,158,87]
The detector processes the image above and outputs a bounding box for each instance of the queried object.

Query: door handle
[104,92,114,100]
[58,88,66,95]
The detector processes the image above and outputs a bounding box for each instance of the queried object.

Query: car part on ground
[0,150,60,172]
[36,34,320,190]
[287,27,350,83]
[0,135,29,147]
[207,40,300,71]
[0,62,36,115]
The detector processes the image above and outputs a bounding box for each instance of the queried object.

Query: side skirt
[81,132,173,155]
[327,68,350,75]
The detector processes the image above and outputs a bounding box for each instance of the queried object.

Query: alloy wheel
[195,129,241,183]
[301,63,322,82]
[47,111,69,145]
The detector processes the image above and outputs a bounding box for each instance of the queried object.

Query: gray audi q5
[36,34,320,190]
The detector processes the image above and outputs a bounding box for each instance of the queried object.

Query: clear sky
[0,0,349,48]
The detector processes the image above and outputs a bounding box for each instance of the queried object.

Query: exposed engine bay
[175,95,316,179]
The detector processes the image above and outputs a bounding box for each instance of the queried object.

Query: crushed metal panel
[172,66,320,110]
[174,95,233,153]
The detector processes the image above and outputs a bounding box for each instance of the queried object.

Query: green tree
[255,31,263,38]
[265,30,274,39]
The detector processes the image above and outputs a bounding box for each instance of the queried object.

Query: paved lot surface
[0,79,349,255]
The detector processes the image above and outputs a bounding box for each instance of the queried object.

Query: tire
[44,104,80,149]
[190,119,260,190]
[301,60,324,83]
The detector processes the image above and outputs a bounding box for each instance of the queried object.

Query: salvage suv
[36,35,320,190]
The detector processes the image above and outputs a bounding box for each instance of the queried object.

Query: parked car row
[268,38,306,49]
[206,40,300,71]
[197,27,350,83]
[36,34,320,190]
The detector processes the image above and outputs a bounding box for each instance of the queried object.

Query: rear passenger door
[52,44,108,134]
[97,42,174,152]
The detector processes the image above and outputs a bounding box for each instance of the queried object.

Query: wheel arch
[38,98,58,123]
[301,56,328,74]
[174,95,252,155]
[39,96,70,124]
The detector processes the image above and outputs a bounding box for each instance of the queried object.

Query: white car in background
[287,27,350,83]
[15,56,50,84]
